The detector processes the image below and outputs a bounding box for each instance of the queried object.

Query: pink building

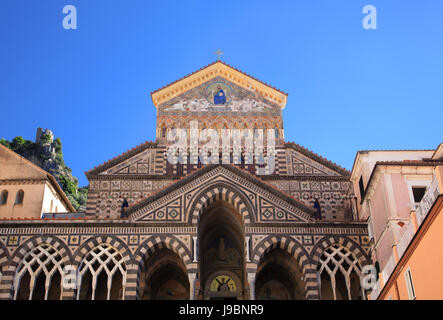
[351,143,443,299]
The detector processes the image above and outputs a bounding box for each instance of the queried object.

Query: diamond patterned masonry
[0,61,369,300]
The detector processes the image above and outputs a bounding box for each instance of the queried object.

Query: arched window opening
[199,202,245,300]
[76,243,127,300]
[0,190,8,205]
[317,244,364,300]
[14,244,65,300]
[15,190,24,205]
[255,248,306,300]
[140,248,190,300]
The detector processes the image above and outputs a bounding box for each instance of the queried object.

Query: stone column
[192,236,198,263]
[60,264,76,300]
[123,264,139,300]
[247,273,256,300]
[0,265,14,300]
[245,236,251,262]
[304,264,321,300]
[188,272,197,300]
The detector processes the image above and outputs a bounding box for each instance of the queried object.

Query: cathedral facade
[0,61,371,300]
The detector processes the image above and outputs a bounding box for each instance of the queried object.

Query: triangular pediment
[126,165,315,223]
[158,76,282,115]
[285,142,350,176]
[0,144,48,180]
[86,142,160,176]
[151,61,288,109]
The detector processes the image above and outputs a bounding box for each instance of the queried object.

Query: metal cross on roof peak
[214,49,224,61]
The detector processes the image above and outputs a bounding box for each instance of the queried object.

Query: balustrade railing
[416,177,440,226]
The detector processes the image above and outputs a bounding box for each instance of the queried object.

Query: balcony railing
[396,220,415,260]
[381,254,396,286]
[416,177,440,226]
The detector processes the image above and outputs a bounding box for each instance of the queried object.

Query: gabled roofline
[125,164,315,218]
[85,141,158,177]
[285,142,350,176]
[150,60,288,109]
[0,144,75,212]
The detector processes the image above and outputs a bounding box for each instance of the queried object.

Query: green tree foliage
[0,138,10,148]
[40,133,52,144]
[53,137,62,153]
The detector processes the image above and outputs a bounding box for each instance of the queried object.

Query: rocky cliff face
[0,130,88,211]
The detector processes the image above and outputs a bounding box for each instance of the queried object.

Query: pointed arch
[72,237,133,300]
[10,236,71,270]
[73,236,133,267]
[8,236,71,300]
[132,235,193,300]
[187,182,255,224]
[75,243,128,300]
[251,235,314,299]
[310,236,370,267]
[310,236,370,300]
[134,235,192,269]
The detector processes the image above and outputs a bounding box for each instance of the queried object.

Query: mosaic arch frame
[72,236,134,300]
[133,235,193,300]
[187,181,255,225]
[8,236,71,300]
[310,236,370,268]
[250,235,316,300]
[310,235,371,300]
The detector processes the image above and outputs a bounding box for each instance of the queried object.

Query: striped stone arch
[73,235,134,268]
[72,236,134,300]
[0,239,10,300]
[310,235,370,300]
[0,239,9,270]
[2,235,71,300]
[188,182,254,224]
[131,235,193,300]
[310,235,370,268]
[250,235,317,299]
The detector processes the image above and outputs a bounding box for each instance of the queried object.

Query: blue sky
[0,1,442,186]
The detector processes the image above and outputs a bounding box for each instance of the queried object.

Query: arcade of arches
[0,61,372,301]
[2,199,369,300]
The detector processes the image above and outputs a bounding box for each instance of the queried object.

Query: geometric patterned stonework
[0,62,370,300]
[126,165,314,224]
[0,216,369,300]
[0,162,368,300]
